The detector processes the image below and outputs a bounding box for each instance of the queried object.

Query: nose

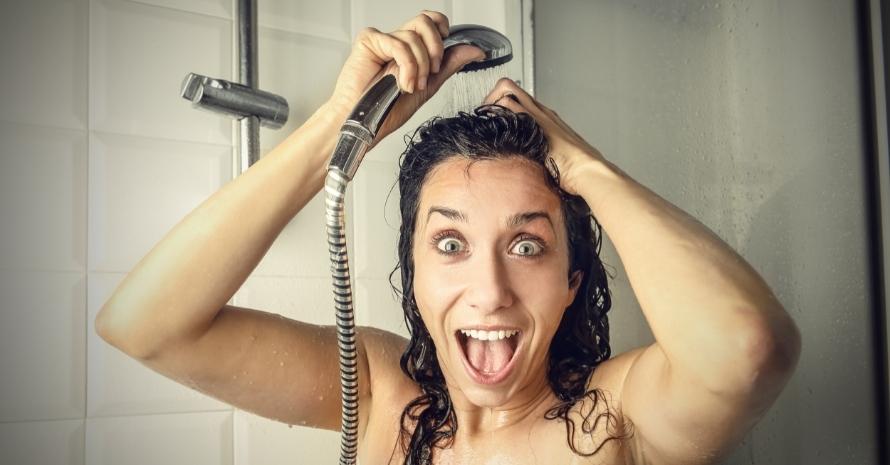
[464,253,514,313]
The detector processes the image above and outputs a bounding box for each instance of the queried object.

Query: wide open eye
[511,238,544,256]
[432,232,465,255]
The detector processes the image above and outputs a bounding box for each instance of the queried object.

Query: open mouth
[455,328,522,385]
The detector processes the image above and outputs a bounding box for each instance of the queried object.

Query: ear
[565,270,583,307]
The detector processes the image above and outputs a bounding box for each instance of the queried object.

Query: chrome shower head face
[443,24,513,72]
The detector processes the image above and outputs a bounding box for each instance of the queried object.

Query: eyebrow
[426,206,467,225]
[425,206,554,230]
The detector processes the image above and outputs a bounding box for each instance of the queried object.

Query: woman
[96,11,801,465]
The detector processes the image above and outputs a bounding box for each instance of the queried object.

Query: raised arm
[95,11,485,434]
[482,78,802,465]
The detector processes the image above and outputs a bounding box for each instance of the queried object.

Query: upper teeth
[460,329,519,341]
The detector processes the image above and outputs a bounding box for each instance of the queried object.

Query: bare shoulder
[587,345,649,410]
[569,345,650,462]
[355,326,422,463]
[357,326,420,405]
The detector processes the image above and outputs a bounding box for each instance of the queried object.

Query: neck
[448,372,557,439]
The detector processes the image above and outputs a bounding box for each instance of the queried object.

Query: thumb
[428,44,487,88]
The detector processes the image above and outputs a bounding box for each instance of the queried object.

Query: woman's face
[412,156,580,408]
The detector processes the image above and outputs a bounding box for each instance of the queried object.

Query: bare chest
[358,392,632,465]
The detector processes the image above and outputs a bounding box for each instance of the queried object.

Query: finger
[491,94,528,115]
[354,27,386,64]
[419,10,450,38]
[367,30,419,93]
[483,77,554,121]
[426,44,486,90]
[390,30,430,92]
[408,13,446,74]
[483,78,536,107]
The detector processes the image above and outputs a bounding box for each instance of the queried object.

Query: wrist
[268,100,347,170]
[313,99,351,128]
[572,157,629,214]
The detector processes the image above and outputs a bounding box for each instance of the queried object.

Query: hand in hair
[327,11,486,147]
[482,78,612,197]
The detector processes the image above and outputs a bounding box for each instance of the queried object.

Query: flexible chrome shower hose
[325,168,359,465]
[322,27,512,465]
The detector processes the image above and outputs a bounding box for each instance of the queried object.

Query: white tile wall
[129,0,233,19]
[252,190,335,277]
[355,278,407,338]
[232,275,333,325]
[88,132,231,272]
[89,0,233,144]
[233,409,340,465]
[352,160,401,278]
[85,411,233,465]
[0,123,88,272]
[260,0,351,42]
[0,419,85,465]
[0,0,88,130]
[0,271,86,422]
[257,28,350,151]
[350,0,451,36]
[2,0,518,463]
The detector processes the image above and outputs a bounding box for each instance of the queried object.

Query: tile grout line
[78,407,235,422]
[230,2,237,462]
[84,0,92,464]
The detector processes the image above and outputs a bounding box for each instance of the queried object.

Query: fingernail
[418,77,427,91]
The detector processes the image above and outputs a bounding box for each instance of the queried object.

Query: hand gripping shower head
[324,25,512,465]
[328,24,513,180]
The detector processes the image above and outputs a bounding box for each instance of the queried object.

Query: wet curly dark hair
[387,105,632,464]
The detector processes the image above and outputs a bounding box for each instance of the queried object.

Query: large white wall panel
[260,0,351,42]
[0,123,88,271]
[0,271,86,422]
[86,411,233,465]
[0,0,88,130]
[234,410,339,465]
[355,278,407,338]
[250,191,334,278]
[352,160,400,279]
[350,0,451,36]
[88,132,231,272]
[232,276,333,325]
[257,30,349,150]
[0,419,85,465]
[128,0,233,19]
[89,0,232,144]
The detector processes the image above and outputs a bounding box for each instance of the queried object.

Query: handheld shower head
[444,24,513,72]
[325,23,513,465]
[329,24,513,180]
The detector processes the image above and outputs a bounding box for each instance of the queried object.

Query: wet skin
[411,156,581,434]
[355,155,633,464]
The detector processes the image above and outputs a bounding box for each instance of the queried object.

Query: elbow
[94,306,119,346]
[733,311,802,391]
[94,306,159,360]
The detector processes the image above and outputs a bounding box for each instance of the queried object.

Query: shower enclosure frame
[862,0,890,460]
